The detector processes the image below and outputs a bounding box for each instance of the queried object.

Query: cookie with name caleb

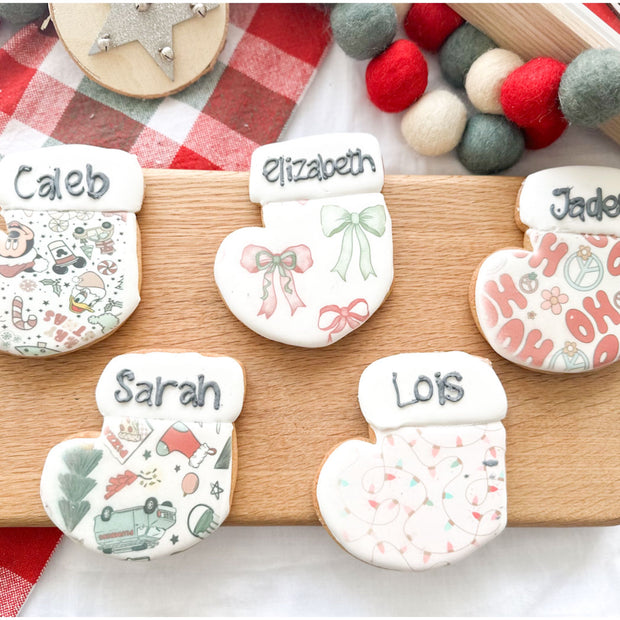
[214,133,394,348]
[0,145,143,357]
[40,351,244,560]
[472,166,620,373]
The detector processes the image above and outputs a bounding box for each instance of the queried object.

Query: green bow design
[321,204,386,281]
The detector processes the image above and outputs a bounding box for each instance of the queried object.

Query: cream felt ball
[439,23,497,88]
[330,3,398,60]
[465,49,524,114]
[401,90,467,156]
[457,113,524,175]
[559,49,620,127]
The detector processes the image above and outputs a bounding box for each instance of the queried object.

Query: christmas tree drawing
[58,446,103,532]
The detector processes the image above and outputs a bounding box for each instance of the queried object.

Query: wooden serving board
[2,171,619,527]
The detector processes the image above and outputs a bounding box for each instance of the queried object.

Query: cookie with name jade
[40,351,244,560]
[472,166,620,373]
[214,133,394,348]
[0,145,143,356]
[315,351,507,571]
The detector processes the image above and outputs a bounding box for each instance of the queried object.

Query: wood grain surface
[50,3,228,98]
[450,3,620,146]
[2,171,619,528]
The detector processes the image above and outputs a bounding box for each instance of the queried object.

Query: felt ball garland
[330,2,620,175]
[403,3,463,52]
[330,3,397,61]
[366,39,428,113]
[0,2,47,25]
[465,49,524,115]
[558,48,620,127]
[401,90,467,156]
[500,57,567,127]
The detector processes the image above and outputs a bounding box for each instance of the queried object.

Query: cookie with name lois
[214,134,394,348]
[0,145,142,356]
[472,166,620,373]
[40,351,244,560]
[315,352,507,571]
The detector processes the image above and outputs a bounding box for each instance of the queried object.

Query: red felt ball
[404,3,464,52]
[500,57,567,127]
[523,109,568,149]
[366,39,428,113]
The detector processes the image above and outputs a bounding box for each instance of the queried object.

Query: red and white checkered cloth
[0,4,331,615]
[0,3,331,168]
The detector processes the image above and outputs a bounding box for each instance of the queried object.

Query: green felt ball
[457,113,524,175]
[0,3,47,25]
[330,3,397,60]
[559,49,620,127]
[439,23,497,88]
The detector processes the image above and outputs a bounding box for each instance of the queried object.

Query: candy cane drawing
[12,296,37,330]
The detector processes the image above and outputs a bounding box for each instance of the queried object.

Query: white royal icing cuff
[359,352,507,430]
[0,145,144,212]
[249,133,385,205]
[518,166,620,235]
[95,352,245,423]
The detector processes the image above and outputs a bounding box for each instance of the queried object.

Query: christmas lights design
[315,352,508,571]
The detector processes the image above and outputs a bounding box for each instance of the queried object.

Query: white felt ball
[401,90,467,156]
[465,48,524,114]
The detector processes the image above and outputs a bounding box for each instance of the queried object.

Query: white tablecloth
[21,28,620,617]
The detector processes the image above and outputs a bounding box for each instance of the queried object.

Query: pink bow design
[241,244,313,319]
[318,298,370,342]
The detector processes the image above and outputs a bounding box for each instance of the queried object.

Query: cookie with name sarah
[472,166,620,373]
[40,351,244,560]
[315,352,507,571]
[0,145,143,356]
[214,133,393,348]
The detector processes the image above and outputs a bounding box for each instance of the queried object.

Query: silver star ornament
[89,3,219,81]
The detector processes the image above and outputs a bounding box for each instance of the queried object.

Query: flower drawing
[540,286,568,315]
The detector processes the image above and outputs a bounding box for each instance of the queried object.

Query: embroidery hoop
[49,3,229,99]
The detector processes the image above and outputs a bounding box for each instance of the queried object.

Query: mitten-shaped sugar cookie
[0,145,142,356]
[214,133,393,347]
[473,166,620,372]
[315,352,507,571]
[41,351,244,560]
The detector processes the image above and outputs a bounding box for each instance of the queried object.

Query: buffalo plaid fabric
[0,528,62,616]
[0,4,331,615]
[0,3,332,169]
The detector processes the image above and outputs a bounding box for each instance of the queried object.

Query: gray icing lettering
[550,186,620,222]
[111,368,221,409]
[12,164,110,201]
[114,369,134,403]
[392,371,464,408]
[14,165,34,199]
[262,148,377,186]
